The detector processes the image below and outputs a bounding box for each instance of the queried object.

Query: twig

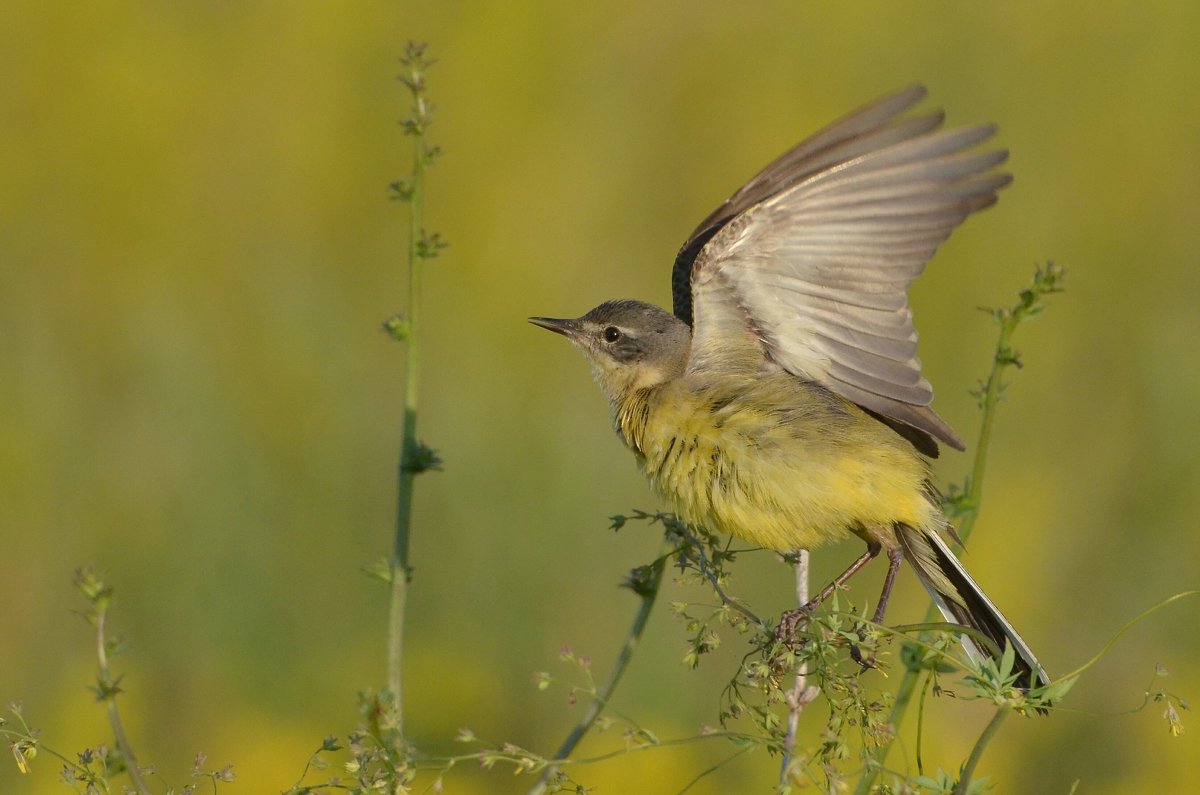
[953,262,1065,540]
[385,41,444,735]
[678,742,756,793]
[75,568,152,795]
[96,611,151,795]
[527,539,672,795]
[1056,590,1200,683]
[953,707,1008,795]
[780,550,818,786]
[852,263,1065,795]
[673,522,764,628]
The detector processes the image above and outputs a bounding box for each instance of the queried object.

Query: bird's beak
[528,316,578,337]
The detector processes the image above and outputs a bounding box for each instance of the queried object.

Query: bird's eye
[603,326,622,343]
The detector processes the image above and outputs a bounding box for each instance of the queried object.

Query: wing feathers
[738,271,910,310]
[826,354,929,397]
[761,114,949,194]
[685,87,1007,453]
[675,86,935,278]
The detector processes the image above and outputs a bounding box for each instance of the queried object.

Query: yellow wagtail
[531,86,1049,691]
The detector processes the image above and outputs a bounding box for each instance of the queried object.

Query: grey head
[530,299,692,401]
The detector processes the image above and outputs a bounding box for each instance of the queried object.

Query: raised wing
[683,86,1011,453]
[672,85,939,326]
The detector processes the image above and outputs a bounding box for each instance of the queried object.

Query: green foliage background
[3,2,1198,793]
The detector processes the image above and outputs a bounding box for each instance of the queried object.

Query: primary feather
[681,86,1011,454]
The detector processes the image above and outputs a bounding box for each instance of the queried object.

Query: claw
[775,605,813,646]
[849,641,877,670]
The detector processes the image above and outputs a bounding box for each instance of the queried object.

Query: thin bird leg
[775,541,881,643]
[848,546,906,670]
[871,546,905,625]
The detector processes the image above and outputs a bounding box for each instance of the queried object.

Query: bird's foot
[848,626,878,670]
[774,606,813,647]
[849,641,877,670]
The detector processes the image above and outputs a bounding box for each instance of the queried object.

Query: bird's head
[530,299,691,404]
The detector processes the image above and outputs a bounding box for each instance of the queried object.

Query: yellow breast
[616,374,937,551]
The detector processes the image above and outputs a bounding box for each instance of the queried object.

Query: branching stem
[527,539,672,795]
[674,523,764,627]
[386,41,440,735]
[80,570,152,795]
[97,617,150,795]
[953,707,1009,795]
[852,263,1064,795]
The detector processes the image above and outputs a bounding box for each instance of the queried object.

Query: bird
[530,85,1050,692]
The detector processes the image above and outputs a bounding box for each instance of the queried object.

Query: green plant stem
[952,308,1013,546]
[387,44,433,735]
[915,670,933,776]
[953,707,1008,795]
[955,262,1064,543]
[675,523,763,627]
[679,742,756,793]
[95,602,152,795]
[852,390,998,795]
[1056,590,1200,682]
[852,264,1063,795]
[527,541,671,795]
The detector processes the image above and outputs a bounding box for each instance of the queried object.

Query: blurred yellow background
[2,2,1198,793]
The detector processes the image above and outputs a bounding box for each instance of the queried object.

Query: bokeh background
[3,2,1198,793]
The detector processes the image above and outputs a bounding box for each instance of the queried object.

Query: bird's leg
[850,546,905,669]
[871,546,905,626]
[775,541,881,644]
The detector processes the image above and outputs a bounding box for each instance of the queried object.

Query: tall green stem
[953,708,1009,795]
[387,109,424,727]
[527,541,671,795]
[852,264,1063,795]
[386,41,442,737]
[72,568,153,795]
[96,602,152,795]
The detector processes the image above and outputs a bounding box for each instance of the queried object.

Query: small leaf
[1033,674,1077,704]
[415,231,448,260]
[361,558,394,584]
[402,441,442,473]
[389,179,414,202]
[999,640,1016,680]
[620,564,659,597]
[382,313,411,341]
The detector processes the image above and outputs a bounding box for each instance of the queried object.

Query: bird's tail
[895,522,1051,693]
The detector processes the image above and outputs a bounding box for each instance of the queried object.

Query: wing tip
[892,83,928,108]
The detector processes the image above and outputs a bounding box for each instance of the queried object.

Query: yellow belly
[617,375,937,551]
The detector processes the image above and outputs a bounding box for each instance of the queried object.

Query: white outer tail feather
[907,526,1050,690]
